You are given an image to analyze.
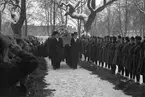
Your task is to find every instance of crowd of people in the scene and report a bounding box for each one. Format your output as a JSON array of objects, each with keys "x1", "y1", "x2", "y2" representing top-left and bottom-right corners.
[
  {"x1": 0, "y1": 30, "x2": 83, "y2": 96},
  {"x1": 1, "y1": 29, "x2": 145, "y2": 96},
  {"x1": 47, "y1": 31, "x2": 82, "y2": 70},
  {"x1": 81, "y1": 35, "x2": 145, "y2": 84}
]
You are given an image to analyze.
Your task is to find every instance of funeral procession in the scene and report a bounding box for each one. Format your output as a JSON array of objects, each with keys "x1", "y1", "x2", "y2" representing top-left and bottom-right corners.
[{"x1": 0, "y1": 0, "x2": 145, "y2": 97}]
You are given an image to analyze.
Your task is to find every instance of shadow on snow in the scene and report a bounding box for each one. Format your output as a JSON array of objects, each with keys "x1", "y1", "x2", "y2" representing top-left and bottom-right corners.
[{"x1": 79, "y1": 61, "x2": 145, "y2": 97}]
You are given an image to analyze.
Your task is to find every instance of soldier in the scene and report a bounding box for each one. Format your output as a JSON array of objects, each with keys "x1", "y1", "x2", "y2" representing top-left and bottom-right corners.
[
  {"x1": 102, "y1": 36, "x2": 108, "y2": 67},
  {"x1": 103, "y1": 36, "x2": 110, "y2": 68},
  {"x1": 122, "y1": 37, "x2": 130, "y2": 77},
  {"x1": 131, "y1": 36, "x2": 142, "y2": 82},
  {"x1": 112, "y1": 36, "x2": 124, "y2": 75},
  {"x1": 106, "y1": 37, "x2": 114, "y2": 69},
  {"x1": 98, "y1": 37, "x2": 104, "y2": 67},
  {"x1": 139, "y1": 39, "x2": 145, "y2": 83},
  {"x1": 128, "y1": 37, "x2": 135, "y2": 79},
  {"x1": 110, "y1": 36, "x2": 117, "y2": 74},
  {"x1": 94, "y1": 37, "x2": 100, "y2": 65},
  {"x1": 90, "y1": 37, "x2": 96, "y2": 63}
]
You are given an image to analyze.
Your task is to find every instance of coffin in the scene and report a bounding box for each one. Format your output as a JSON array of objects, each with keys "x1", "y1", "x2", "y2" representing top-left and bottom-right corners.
[{"x1": 61, "y1": 33, "x2": 71, "y2": 46}]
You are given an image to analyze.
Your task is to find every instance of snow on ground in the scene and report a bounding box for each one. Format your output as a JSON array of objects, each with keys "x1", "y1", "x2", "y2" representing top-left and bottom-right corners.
[{"x1": 44, "y1": 58, "x2": 131, "y2": 97}]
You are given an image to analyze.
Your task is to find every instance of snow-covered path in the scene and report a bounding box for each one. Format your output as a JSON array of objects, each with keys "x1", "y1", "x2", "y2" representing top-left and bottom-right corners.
[{"x1": 44, "y1": 59, "x2": 131, "y2": 97}]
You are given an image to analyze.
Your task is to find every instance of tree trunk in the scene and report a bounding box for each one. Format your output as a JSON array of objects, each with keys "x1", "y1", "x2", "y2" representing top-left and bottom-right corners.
[
  {"x1": 47, "y1": 8, "x2": 50, "y2": 36},
  {"x1": 11, "y1": 0, "x2": 26, "y2": 37},
  {"x1": 107, "y1": 7, "x2": 111, "y2": 35},
  {"x1": 80, "y1": 0, "x2": 83, "y2": 36},
  {"x1": 24, "y1": 18, "x2": 28, "y2": 36},
  {"x1": 84, "y1": 12, "x2": 96, "y2": 32},
  {"x1": 60, "y1": 8, "x2": 65, "y2": 24},
  {"x1": 65, "y1": 0, "x2": 68, "y2": 27},
  {"x1": 0, "y1": 11, "x2": 1, "y2": 34},
  {"x1": 53, "y1": 0, "x2": 56, "y2": 31},
  {"x1": 143, "y1": 0, "x2": 145, "y2": 37},
  {"x1": 65, "y1": 13, "x2": 68, "y2": 27},
  {"x1": 118, "y1": 0, "x2": 122, "y2": 36},
  {"x1": 124, "y1": 0, "x2": 128, "y2": 36},
  {"x1": 50, "y1": 0, "x2": 53, "y2": 33}
]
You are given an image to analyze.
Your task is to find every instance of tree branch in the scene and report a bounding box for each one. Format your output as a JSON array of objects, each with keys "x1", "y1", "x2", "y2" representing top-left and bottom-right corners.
[
  {"x1": 74, "y1": 0, "x2": 81, "y2": 9},
  {"x1": 95, "y1": 0, "x2": 117, "y2": 12},
  {"x1": 76, "y1": 0, "x2": 87, "y2": 10},
  {"x1": 9, "y1": 0, "x2": 21, "y2": 10},
  {"x1": 1, "y1": 0, "x2": 8, "y2": 12},
  {"x1": 134, "y1": 1, "x2": 145, "y2": 14},
  {"x1": 87, "y1": 0, "x2": 93, "y2": 12}
]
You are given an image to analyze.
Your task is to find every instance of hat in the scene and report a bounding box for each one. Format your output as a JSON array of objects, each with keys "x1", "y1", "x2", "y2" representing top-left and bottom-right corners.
[
  {"x1": 135, "y1": 36, "x2": 142, "y2": 40},
  {"x1": 118, "y1": 35, "x2": 122, "y2": 39},
  {"x1": 130, "y1": 37, "x2": 135, "y2": 41},
  {"x1": 52, "y1": 31, "x2": 59, "y2": 36},
  {"x1": 125, "y1": 37, "x2": 130, "y2": 42},
  {"x1": 73, "y1": 32, "x2": 78, "y2": 35},
  {"x1": 112, "y1": 36, "x2": 117, "y2": 41}
]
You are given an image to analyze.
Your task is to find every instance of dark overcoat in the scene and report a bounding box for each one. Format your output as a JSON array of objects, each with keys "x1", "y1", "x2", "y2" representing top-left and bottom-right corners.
[
  {"x1": 49, "y1": 38, "x2": 64, "y2": 63},
  {"x1": 69, "y1": 38, "x2": 81, "y2": 68}
]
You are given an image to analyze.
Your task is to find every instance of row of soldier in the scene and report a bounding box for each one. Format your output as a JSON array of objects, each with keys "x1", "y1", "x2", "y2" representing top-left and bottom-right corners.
[
  {"x1": 81, "y1": 35, "x2": 145, "y2": 84},
  {"x1": 0, "y1": 34, "x2": 44, "y2": 96}
]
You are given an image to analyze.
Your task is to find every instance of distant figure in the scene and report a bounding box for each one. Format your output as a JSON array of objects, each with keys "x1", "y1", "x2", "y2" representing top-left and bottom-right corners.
[
  {"x1": 61, "y1": 32, "x2": 71, "y2": 64},
  {"x1": 69, "y1": 32, "x2": 81, "y2": 69}
]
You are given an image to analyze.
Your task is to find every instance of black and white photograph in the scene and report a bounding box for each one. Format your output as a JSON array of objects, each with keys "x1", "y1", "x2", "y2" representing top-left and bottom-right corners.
[{"x1": 0, "y1": 0, "x2": 145, "y2": 97}]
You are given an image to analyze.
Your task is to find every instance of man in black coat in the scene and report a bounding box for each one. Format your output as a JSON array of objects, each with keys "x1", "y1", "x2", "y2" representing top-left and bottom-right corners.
[
  {"x1": 69, "y1": 32, "x2": 81, "y2": 69},
  {"x1": 49, "y1": 31, "x2": 63, "y2": 70}
]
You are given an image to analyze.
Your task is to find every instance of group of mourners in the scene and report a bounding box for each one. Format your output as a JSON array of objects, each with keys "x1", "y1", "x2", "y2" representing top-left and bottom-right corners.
[
  {"x1": 47, "y1": 31, "x2": 82, "y2": 70},
  {"x1": 81, "y1": 35, "x2": 145, "y2": 84},
  {"x1": 0, "y1": 34, "x2": 44, "y2": 96}
]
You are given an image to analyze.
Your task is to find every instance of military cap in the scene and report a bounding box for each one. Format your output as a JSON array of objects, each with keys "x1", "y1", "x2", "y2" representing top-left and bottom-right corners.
[
  {"x1": 118, "y1": 35, "x2": 122, "y2": 39},
  {"x1": 52, "y1": 31, "x2": 59, "y2": 36},
  {"x1": 125, "y1": 37, "x2": 130, "y2": 42},
  {"x1": 135, "y1": 36, "x2": 142, "y2": 40},
  {"x1": 131, "y1": 37, "x2": 135, "y2": 41},
  {"x1": 112, "y1": 36, "x2": 117, "y2": 41}
]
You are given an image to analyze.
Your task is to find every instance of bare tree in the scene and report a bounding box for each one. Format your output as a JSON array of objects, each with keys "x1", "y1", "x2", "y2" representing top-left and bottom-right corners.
[
  {"x1": 106, "y1": 6, "x2": 111, "y2": 35},
  {"x1": 134, "y1": 0, "x2": 145, "y2": 36},
  {"x1": 1, "y1": 0, "x2": 26, "y2": 37},
  {"x1": 124, "y1": 0, "x2": 128, "y2": 36},
  {"x1": 60, "y1": 0, "x2": 117, "y2": 32},
  {"x1": 0, "y1": 11, "x2": 1, "y2": 34},
  {"x1": 53, "y1": 0, "x2": 56, "y2": 31}
]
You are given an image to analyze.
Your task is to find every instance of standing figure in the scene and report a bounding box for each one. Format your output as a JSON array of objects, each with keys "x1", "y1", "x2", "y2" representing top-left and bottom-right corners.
[
  {"x1": 61, "y1": 32, "x2": 71, "y2": 64},
  {"x1": 69, "y1": 32, "x2": 81, "y2": 69},
  {"x1": 49, "y1": 31, "x2": 63, "y2": 70}
]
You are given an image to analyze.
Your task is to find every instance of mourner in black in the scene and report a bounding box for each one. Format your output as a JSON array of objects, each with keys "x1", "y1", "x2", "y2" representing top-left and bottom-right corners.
[
  {"x1": 69, "y1": 32, "x2": 81, "y2": 69},
  {"x1": 49, "y1": 31, "x2": 63, "y2": 70}
]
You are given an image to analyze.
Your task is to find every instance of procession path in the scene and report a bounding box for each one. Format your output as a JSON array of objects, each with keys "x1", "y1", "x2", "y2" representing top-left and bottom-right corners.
[{"x1": 44, "y1": 58, "x2": 131, "y2": 97}]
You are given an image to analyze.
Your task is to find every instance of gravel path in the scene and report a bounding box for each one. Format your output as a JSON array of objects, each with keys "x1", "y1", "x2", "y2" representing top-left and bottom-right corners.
[{"x1": 44, "y1": 58, "x2": 131, "y2": 97}]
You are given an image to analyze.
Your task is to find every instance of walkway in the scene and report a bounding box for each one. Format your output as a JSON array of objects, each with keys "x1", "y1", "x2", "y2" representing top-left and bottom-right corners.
[{"x1": 44, "y1": 58, "x2": 131, "y2": 97}]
